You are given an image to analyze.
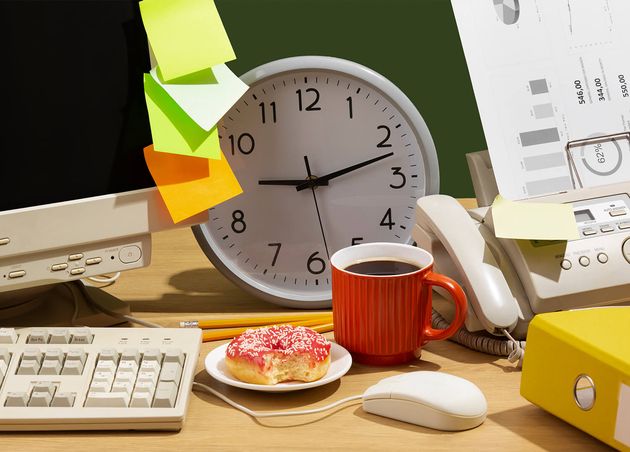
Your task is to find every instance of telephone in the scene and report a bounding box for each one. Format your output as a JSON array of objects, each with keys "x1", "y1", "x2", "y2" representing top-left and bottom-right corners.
[{"x1": 415, "y1": 151, "x2": 630, "y2": 341}]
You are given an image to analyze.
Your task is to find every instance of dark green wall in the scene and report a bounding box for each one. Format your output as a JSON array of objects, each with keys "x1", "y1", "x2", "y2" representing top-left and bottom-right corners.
[{"x1": 217, "y1": 0, "x2": 486, "y2": 197}]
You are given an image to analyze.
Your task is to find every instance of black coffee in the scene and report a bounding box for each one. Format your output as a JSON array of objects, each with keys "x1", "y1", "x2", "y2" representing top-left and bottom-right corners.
[{"x1": 344, "y1": 259, "x2": 421, "y2": 276}]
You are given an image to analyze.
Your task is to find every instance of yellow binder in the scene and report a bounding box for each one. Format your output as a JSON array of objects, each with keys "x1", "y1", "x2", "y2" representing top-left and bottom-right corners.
[{"x1": 521, "y1": 307, "x2": 630, "y2": 450}]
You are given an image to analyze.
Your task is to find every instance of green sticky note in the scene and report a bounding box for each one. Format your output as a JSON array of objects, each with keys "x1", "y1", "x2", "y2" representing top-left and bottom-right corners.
[
  {"x1": 144, "y1": 73, "x2": 221, "y2": 159},
  {"x1": 140, "y1": 0, "x2": 236, "y2": 83}
]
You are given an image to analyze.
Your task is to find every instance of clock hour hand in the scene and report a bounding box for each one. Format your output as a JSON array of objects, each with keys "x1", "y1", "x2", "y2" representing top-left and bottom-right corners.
[
  {"x1": 295, "y1": 152, "x2": 394, "y2": 191},
  {"x1": 258, "y1": 179, "x2": 328, "y2": 186}
]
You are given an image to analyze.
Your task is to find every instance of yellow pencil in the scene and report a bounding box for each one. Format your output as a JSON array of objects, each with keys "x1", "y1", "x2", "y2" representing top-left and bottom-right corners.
[
  {"x1": 201, "y1": 320, "x2": 334, "y2": 342},
  {"x1": 181, "y1": 312, "x2": 332, "y2": 329}
]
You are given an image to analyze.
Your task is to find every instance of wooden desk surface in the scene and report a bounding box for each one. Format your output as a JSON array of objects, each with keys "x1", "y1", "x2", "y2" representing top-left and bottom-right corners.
[{"x1": 4, "y1": 225, "x2": 609, "y2": 451}]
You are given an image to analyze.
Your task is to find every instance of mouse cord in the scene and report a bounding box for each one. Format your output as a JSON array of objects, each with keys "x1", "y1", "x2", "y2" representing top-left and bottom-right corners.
[{"x1": 192, "y1": 382, "x2": 362, "y2": 418}]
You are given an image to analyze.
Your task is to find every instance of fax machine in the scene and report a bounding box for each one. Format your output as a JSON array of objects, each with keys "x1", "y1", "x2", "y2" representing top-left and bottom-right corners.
[{"x1": 414, "y1": 151, "x2": 630, "y2": 340}]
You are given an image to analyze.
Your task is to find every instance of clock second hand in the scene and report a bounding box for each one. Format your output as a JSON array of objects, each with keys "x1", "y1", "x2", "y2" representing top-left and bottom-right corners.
[{"x1": 304, "y1": 155, "x2": 330, "y2": 260}]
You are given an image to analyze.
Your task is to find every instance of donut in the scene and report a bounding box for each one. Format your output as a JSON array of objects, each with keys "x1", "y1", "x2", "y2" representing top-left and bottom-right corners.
[{"x1": 225, "y1": 325, "x2": 331, "y2": 385}]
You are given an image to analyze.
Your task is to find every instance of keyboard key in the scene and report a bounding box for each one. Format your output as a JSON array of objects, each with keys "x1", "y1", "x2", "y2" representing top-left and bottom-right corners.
[
  {"x1": 121, "y1": 349, "x2": 140, "y2": 365},
  {"x1": 92, "y1": 371, "x2": 115, "y2": 386},
  {"x1": 140, "y1": 360, "x2": 161, "y2": 374},
  {"x1": 113, "y1": 371, "x2": 136, "y2": 385},
  {"x1": 117, "y1": 360, "x2": 139, "y2": 375},
  {"x1": 159, "y1": 362, "x2": 183, "y2": 384},
  {"x1": 98, "y1": 349, "x2": 119, "y2": 364},
  {"x1": 130, "y1": 392, "x2": 153, "y2": 408},
  {"x1": 152, "y1": 381, "x2": 178, "y2": 408},
  {"x1": 85, "y1": 392, "x2": 130, "y2": 408},
  {"x1": 0, "y1": 348, "x2": 10, "y2": 364},
  {"x1": 29, "y1": 391, "x2": 53, "y2": 407},
  {"x1": 17, "y1": 360, "x2": 40, "y2": 375},
  {"x1": 0, "y1": 328, "x2": 17, "y2": 344},
  {"x1": 164, "y1": 349, "x2": 185, "y2": 366},
  {"x1": 49, "y1": 329, "x2": 70, "y2": 344},
  {"x1": 137, "y1": 371, "x2": 159, "y2": 385},
  {"x1": 51, "y1": 392, "x2": 75, "y2": 407},
  {"x1": 70, "y1": 328, "x2": 93, "y2": 344},
  {"x1": 65, "y1": 348, "x2": 87, "y2": 364},
  {"x1": 133, "y1": 381, "x2": 156, "y2": 395},
  {"x1": 142, "y1": 349, "x2": 162, "y2": 363},
  {"x1": 0, "y1": 360, "x2": 7, "y2": 384},
  {"x1": 61, "y1": 360, "x2": 84, "y2": 376},
  {"x1": 95, "y1": 360, "x2": 117, "y2": 374},
  {"x1": 5, "y1": 392, "x2": 29, "y2": 407},
  {"x1": 22, "y1": 348, "x2": 43, "y2": 364},
  {"x1": 32, "y1": 382, "x2": 56, "y2": 396},
  {"x1": 27, "y1": 329, "x2": 49, "y2": 344},
  {"x1": 111, "y1": 381, "x2": 134, "y2": 395},
  {"x1": 89, "y1": 381, "x2": 112, "y2": 393},
  {"x1": 44, "y1": 348, "x2": 64, "y2": 362},
  {"x1": 40, "y1": 359, "x2": 63, "y2": 375}
]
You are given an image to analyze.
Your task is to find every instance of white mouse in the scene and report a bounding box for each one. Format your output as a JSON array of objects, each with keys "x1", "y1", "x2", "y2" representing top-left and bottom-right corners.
[{"x1": 362, "y1": 371, "x2": 487, "y2": 431}]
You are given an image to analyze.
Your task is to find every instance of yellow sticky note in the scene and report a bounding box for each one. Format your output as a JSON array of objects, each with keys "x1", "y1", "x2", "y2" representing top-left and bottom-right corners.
[
  {"x1": 491, "y1": 195, "x2": 579, "y2": 240},
  {"x1": 144, "y1": 145, "x2": 242, "y2": 223},
  {"x1": 139, "y1": 0, "x2": 236, "y2": 83},
  {"x1": 144, "y1": 73, "x2": 221, "y2": 159}
]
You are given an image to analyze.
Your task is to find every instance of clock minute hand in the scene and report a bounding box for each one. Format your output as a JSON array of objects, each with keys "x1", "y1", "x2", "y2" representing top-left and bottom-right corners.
[
  {"x1": 295, "y1": 152, "x2": 394, "y2": 192},
  {"x1": 258, "y1": 179, "x2": 328, "y2": 186}
]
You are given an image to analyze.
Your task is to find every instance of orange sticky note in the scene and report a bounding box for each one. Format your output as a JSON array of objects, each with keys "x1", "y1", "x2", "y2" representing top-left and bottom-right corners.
[{"x1": 144, "y1": 145, "x2": 242, "y2": 223}]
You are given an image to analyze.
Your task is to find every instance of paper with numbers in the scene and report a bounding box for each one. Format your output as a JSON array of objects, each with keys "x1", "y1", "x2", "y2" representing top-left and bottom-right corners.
[{"x1": 451, "y1": 0, "x2": 630, "y2": 200}]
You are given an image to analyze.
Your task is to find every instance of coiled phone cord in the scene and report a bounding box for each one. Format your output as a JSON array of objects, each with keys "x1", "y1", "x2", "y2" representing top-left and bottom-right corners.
[{"x1": 431, "y1": 310, "x2": 526, "y2": 367}]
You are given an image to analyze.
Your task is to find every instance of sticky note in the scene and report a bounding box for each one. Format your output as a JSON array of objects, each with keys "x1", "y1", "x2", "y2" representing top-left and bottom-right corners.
[
  {"x1": 144, "y1": 145, "x2": 242, "y2": 223},
  {"x1": 491, "y1": 195, "x2": 579, "y2": 240},
  {"x1": 144, "y1": 73, "x2": 221, "y2": 159},
  {"x1": 150, "y1": 64, "x2": 248, "y2": 132},
  {"x1": 139, "y1": 0, "x2": 236, "y2": 83}
]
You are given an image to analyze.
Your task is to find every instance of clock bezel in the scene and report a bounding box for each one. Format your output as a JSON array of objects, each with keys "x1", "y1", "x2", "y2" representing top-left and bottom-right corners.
[{"x1": 192, "y1": 55, "x2": 439, "y2": 309}]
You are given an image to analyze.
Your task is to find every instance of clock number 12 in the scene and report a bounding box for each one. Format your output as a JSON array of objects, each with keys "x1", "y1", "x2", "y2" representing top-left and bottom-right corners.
[{"x1": 296, "y1": 88, "x2": 321, "y2": 111}]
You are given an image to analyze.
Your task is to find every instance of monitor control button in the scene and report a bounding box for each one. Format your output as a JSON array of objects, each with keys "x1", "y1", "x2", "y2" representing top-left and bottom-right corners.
[
  {"x1": 8, "y1": 270, "x2": 26, "y2": 279},
  {"x1": 560, "y1": 259, "x2": 572, "y2": 270},
  {"x1": 0, "y1": 238, "x2": 9, "y2": 246},
  {"x1": 579, "y1": 256, "x2": 590, "y2": 267},
  {"x1": 68, "y1": 253, "x2": 83, "y2": 261},
  {"x1": 119, "y1": 246, "x2": 142, "y2": 264},
  {"x1": 70, "y1": 268, "x2": 85, "y2": 276},
  {"x1": 51, "y1": 263, "x2": 68, "y2": 272},
  {"x1": 597, "y1": 253, "x2": 609, "y2": 264},
  {"x1": 86, "y1": 257, "x2": 102, "y2": 265}
]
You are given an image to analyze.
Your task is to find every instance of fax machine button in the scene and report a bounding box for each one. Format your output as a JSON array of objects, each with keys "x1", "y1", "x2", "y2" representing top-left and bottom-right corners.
[
  {"x1": 609, "y1": 209, "x2": 627, "y2": 217},
  {"x1": 600, "y1": 225, "x2": 615, "y2": 233},
  {"x1": 597, "y1": 253, "x2": 608, "y2": 264},
  {"x1": 560, "y1": 259, "x2": 572, "y2": 270},
  {"x1": 619, "y1": 222, "x2": 630, "y2": 230},
  {"x1": 582, "y1": 228, "x2": 597, "y2": 236},
  {"x1": 579, "y1": 256, "x2": 590, "y2": 267}
]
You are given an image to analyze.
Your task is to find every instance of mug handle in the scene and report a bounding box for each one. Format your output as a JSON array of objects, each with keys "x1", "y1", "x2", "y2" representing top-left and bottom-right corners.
[{"x1": 423, "y1": 271, "x2": 468, "y2": 341}]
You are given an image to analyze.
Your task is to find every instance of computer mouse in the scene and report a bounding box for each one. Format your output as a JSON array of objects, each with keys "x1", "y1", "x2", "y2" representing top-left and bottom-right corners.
[{"x1": 362, "y1": 371, "x2": 487, "y2": 431}]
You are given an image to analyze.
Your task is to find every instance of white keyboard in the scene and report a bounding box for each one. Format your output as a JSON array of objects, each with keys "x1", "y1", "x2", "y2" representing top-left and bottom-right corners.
[{"x1": 0, "y1": 327, "x2": 201, "y2": 431}]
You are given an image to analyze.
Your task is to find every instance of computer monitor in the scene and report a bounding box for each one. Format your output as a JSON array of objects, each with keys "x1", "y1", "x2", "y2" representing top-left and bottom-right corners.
[{"x1": 0, "y1": 0, "x2": 202, "y2": 326}]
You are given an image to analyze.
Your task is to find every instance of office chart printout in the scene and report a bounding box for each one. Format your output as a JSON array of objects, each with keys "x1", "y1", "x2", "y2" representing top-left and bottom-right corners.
[{"x1": 451, "y1": 0, "x2": 630, "y2": 200}]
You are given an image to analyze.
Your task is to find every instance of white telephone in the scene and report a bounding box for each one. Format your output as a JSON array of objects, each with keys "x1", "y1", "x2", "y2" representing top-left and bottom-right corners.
[{"x1": 415, "y1": 151, "x2": 630, "y2": 343}]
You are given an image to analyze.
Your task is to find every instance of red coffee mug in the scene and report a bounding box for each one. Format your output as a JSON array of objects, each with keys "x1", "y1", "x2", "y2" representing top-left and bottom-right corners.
[{"x1": 331, "y1": 242, "x2": 467, "y2": 366}]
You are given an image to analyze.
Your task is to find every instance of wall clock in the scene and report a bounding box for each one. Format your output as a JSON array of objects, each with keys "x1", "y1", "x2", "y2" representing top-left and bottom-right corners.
[{"x1": 192, "y1": 56, "x2": 439, "y2": 308}]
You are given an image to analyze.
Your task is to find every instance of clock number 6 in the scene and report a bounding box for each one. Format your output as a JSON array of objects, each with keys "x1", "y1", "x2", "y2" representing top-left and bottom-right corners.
[
  {"x1": 296, "y1": 88, "x2": 321, "y2": 111},
  {"x1": 267, "y1": 243, "x2": 282, "y2": 267},
  {"x1": 228, "y1": 133, "x2": 255, "y2": 155},
  {"x1": 389, "y1": 167, "x2": 406, "y2": 189},
  {"x1": 231, "y1": 210, "x2": 246, "y2": 234},
  {"x1": 307, "y1": 251, "x2": 326, "y2": 275}
]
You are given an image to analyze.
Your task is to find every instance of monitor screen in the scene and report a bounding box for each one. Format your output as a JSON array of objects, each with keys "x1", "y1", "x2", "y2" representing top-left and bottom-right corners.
[{"x1": 0, "y1": 0, "x2": 154, "y2": 213}]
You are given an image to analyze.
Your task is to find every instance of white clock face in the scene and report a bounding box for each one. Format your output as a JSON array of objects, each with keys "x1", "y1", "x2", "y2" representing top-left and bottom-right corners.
[{"x1": 199, "y1": 61, "x2": 434, "y2": 304}]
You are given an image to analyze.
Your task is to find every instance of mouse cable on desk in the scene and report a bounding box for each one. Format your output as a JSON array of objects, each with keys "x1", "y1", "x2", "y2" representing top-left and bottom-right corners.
[{"x1": 192, "y1": 382, "x2": 363, "y2": 418}]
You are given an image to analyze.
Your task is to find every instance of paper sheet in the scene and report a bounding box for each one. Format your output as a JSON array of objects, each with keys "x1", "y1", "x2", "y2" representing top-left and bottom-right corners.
[
  {"x1": 139, "y1": 0, "x2": 235, "y2": 83},
  {"x1": 144, "y1": 73, "x2": 221, "y2": 159},
  {"x1": 150, "y1": 64, "x2": 248, "y2": 132},
  {"x1": 144, "y1": 145, "x2": 242, "y2": 223},
  {"x1": 491, "y1": 195, "x2": 579, "y2": 240},
  {"x1": 451, "y1": 0, "x2": 630, "y2": 200}
]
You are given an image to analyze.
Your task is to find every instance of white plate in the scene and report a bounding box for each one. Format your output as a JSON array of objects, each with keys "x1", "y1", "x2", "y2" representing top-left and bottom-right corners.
[{"x1": 205, "y1": 342, "x2": 352, "y2": 392}]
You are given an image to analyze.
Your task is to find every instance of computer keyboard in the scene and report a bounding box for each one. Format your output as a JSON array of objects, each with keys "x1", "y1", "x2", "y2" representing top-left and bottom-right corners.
[{"x1": 0, "y1": 326, "x2": 201, "y2": 431}]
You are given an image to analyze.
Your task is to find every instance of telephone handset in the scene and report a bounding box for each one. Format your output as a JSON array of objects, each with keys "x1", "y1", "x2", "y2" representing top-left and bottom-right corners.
[
  {"x1": 415, "y1": 151, "x2": 630, "y2": 343},
  {"x1": 414, "y1": 195, "x2": 533, "y2": 340}
]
